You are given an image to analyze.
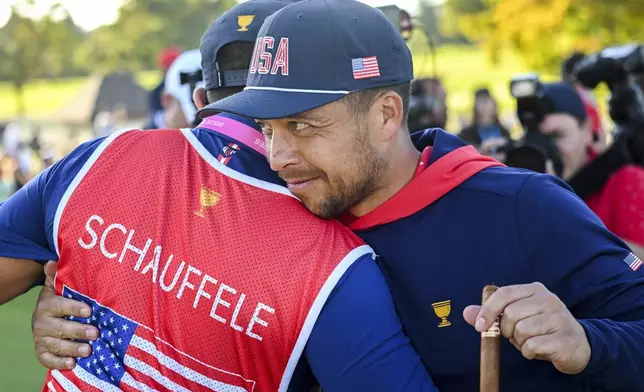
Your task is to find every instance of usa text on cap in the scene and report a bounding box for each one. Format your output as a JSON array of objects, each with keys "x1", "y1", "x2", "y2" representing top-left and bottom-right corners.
[
  {"x1": 208, "y1": 0, "x2": 414, "y2": 120},
  {"x1": 200, "y1": 0, "x2": 294, "y2": 92}
]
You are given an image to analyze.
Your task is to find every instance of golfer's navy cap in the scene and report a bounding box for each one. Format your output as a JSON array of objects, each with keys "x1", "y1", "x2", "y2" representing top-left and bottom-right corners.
[
  {"x1": 207, "y1": 0, "x2": 414, "y2": 119},
  {"x1": 200, "y1": 0, "x2": 292, "y2": 91}
]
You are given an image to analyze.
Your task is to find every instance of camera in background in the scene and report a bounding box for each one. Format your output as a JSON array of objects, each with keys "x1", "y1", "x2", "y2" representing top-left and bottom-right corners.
[
  {"x1": 505, "y1": 43, "x2": 644, "y2": 200},
  {"x1": 505, "y1": 74, "x2": 564, "y2": 176}
]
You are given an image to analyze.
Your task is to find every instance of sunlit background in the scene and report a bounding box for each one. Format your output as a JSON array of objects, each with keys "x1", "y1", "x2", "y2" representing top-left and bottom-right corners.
[
  {"x1": 0, "y1": 0, "x2": 428, "y2": 30},
  {"x1": 0, "y1": 0, "x2": 642, "y2": 390}
]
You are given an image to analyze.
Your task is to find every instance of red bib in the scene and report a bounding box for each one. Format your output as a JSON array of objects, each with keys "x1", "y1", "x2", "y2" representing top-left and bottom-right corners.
[{"x1": 45, "y1": 128, "x2": 371, "y2": 392}]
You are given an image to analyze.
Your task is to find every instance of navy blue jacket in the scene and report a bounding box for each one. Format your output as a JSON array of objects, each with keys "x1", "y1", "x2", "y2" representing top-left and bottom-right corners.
[{"x1": 347, "y1": 129, "x2": 644, "y2": 392}]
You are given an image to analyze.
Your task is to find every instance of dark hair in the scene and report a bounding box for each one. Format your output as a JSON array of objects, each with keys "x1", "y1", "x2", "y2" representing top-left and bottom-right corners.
[
  {"x1": 471, "y1": 90, "x2": 501, "y2": 128},
  {"x1": 343, "y1": 82, "x2": 411, "y2": 126},
  {"x1": 206, "y1": 41, "x2": 255, "y2": 104}
]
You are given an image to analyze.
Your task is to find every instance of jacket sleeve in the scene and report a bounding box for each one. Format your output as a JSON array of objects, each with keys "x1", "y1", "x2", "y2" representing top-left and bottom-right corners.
[
  {"x1": 517, "y1": 173, "x2": 644, "y2": 391},
  {"x1": 0, "y1": 137, "x2": 106, "y2": 262},
  {"x1": 302, "y1": 253, "x2": 438, "y2": 392}
]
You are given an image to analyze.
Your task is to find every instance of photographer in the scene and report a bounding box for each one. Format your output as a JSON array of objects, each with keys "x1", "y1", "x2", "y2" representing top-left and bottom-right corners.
[
  {"x1": 537, "y1": 83, "x2": 644, "y2": 257},
  {"x1": 458, "y1": 88, "x2": 511, "y2": 159},
  {"x1": 562, "y1": 52, "x2": 606, "y2": 151}
]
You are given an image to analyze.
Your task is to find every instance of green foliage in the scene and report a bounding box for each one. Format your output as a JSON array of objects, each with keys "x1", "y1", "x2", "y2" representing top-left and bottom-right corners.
[
  {"x1": 75, "y1": 0, "x2": 236, "y2": 72},
  {"x1": 0, "y1": 2, "x2": 83, "y2": 115},
  {"x1": 39, "y1": 4, "x2": 84, "y2": 77},
  {"x1": 447, "y1": 0, "x2": 644, "y2": 73},
  {"x1": 448, "y1": 0, "x2": 489, "y2": 14},
  {"x1": 0, "y1": 0, "x2": 235, "y2": 116}
]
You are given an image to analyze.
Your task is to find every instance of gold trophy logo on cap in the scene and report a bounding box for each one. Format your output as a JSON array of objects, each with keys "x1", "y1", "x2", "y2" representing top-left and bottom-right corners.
[{"x1": 237, "y1": 15, "x2": 255, "y2": 32}]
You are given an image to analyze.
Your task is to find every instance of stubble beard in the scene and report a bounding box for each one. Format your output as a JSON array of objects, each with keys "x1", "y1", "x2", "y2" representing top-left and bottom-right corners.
[{"x1": 313, "y1": 129, "x2": 387, "y2": 219}]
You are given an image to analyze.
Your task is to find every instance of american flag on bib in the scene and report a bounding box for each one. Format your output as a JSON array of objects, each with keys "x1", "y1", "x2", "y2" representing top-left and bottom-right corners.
[
  {"x1": 624, "y1": 252, "x2": 643, "y2": 271},
  {"x1": 48, "y1": 287, "x2": 255, "y2": 392},
  {"x1": 351, "y1": 56, "x2": 380, "y2": 80}
]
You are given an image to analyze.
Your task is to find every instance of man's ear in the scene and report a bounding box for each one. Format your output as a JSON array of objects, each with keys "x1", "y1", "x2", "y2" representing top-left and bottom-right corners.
[
  {"x1": 193, "y1": 87, "x2": 208, "y2": 110},
  {"x1": 376, "y1": 91, "x2": 404, "y2": 141},
  {"x1": 161, "y1": 90, "x2": 173, "y2": 110}
]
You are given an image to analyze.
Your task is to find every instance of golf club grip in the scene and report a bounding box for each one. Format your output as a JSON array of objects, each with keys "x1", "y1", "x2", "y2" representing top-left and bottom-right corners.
[{"x1": 480, "y1": 285, "x2": 500, "y2": 392}]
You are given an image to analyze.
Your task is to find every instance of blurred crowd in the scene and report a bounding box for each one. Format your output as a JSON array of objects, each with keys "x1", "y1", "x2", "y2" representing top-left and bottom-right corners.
[
  {"x1": 1, "y1": 2, "x2": 644, "y2": 390},
  {"x1": 0, "y1": 122, "x2": 55, "y2": 201},
  {"x1": 1, "y1": 41, "x2": 643, "y2": 253},
  {"x1": 408, "y1": 48, "x2": 644, "y2": 252}
]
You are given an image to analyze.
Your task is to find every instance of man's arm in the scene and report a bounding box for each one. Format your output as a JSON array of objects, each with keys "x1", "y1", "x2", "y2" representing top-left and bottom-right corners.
[
  {"x1": 518, "y1": 174, "x2": 644, "y2": 391},
  {"x1": 0, "y1": 170, "x2": 57, "y2": 304},
  {"x1": 0, "y1": 257, "x2": 43, "y2": 305},
  {"x1": 0, "y1": 137, "x2": 106, "y2": 303},
  {"x1": 302, "y1": 253, "x2": 436, "y2": 391}
]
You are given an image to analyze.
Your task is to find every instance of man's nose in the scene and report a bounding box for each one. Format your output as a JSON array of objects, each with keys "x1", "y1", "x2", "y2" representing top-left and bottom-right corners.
[{"x1": 269, "y1": 130, "x2": 300, "y2": 172}]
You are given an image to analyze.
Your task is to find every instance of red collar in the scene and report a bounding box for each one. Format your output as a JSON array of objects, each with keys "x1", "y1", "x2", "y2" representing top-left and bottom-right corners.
[
  {"x1": 414, "y1": 146, "x2": 433, "y2": 176},
  {"x1": 343, "y1": 146, "x2": 504, "y2": 230}
]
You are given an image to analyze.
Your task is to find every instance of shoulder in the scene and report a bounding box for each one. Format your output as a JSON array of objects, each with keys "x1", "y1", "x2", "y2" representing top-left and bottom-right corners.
[
  {"x1": 607, "y1": 165, "x2": 644, "y2": 195},
  {"x1": 513, "y1": 173, "x2": 598, "y2": 223},
  {"x1": 452, "y1": 170, "x2": 592, "y2": 238},
  {"x1": 97, "y1": 129, "x2": 190, "y2": 151},
  {"x1": 44, "y1": 137, "x2": 110, "y2": 182},
  {"x1": 458, "y1": 167, "x2": 577, "y2": 203},
  {"x1": 457, "y1": 166, "x2": 539, "y2": 199},
  {"x1": 45, "y1": 129, "x2": 182, "y2": 184},
  {"x1": 278, "y1": 201, "x2": 368, "y2": 248}
]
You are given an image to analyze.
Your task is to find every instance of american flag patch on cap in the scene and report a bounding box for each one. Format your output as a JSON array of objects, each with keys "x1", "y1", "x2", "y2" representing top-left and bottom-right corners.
[
  {"x1": 351, "y1": 56, "x2": 380, "y2": 80},
  {"x1": 624, "y1": 252, "x2": 642, "y2": 271}
]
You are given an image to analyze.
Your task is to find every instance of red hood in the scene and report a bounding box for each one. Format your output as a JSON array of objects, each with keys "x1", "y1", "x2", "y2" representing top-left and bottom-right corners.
[{"x1": 344, "y1": 145, "x2": 504, "y2": 230}]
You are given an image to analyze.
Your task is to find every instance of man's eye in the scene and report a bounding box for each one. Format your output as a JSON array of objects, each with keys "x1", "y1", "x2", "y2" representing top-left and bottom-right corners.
[{"x1": 288, "y1": 122, "x2": 309, "y2": 132}]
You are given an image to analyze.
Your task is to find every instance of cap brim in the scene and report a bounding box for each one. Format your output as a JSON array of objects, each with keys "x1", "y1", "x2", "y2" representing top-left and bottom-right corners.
[{"x1": 197, "y1": 88, "x2": 347, "y2": 120}]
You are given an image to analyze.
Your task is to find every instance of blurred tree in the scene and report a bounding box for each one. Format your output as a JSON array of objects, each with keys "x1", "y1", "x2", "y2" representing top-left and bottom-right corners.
[
  {"x1": 41, "y1": 3, "x2": 85, "y2": 77},
  {"x1": 417, "y1": 1, "x2": 441, "y2": 45},
  {"x1": 76, "y1": 0, "x2": 236, "y2": 72},
  {"x1": 0, "y1": 2, "x2": 82, "y2": 115},
  {"x1": 448, "y1": 0, "x2": 488, "y2": 14},
  {"x1": 0, "y1": 8, "x2": 50, "y2": 115},
  {"x1": 448, "y1": 0, "x2": 644, "y2": 73}
]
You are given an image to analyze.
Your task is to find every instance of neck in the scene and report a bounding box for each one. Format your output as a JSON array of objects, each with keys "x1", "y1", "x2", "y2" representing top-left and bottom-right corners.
[
  {"x1": 564, "y1": 154, "x2": 591, "y2": 181},
  {"x1": 349, "y1": 132, "x2": 421, "y2": 217}
]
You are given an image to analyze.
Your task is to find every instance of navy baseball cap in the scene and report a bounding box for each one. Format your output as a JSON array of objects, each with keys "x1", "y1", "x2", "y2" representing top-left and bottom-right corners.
[
  {"x1": 200, "y1": 0, "x2": 293, "y2": 92},
  {"x1": 543, "y1": 83, "x2": 588, "y2": 123},
  {"x1": 205, "y1": 0, "x2": 414, "y2": 119}
]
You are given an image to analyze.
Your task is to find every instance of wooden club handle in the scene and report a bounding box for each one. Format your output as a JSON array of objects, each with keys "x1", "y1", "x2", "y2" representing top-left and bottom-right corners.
[{"x1": 480, "y1": 285, "x2": 500, "y2": 392}]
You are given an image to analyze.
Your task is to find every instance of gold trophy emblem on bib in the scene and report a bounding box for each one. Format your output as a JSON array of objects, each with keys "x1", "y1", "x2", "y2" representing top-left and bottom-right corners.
[{"x1": 194, "y1": 186, "x2": 221, "y2": 218}]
